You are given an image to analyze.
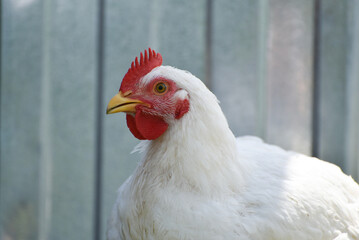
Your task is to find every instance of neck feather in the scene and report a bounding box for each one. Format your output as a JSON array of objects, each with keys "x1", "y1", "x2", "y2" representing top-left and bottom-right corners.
[{"x1": 134, "y1": 88, "x2": 245, "y2": 195}]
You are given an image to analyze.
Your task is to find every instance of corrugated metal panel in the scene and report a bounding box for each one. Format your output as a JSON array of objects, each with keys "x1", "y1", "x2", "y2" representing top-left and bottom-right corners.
[
  {"x1": 265, "y1": 0, "x2": 315, "y2": 154},
  {"x1": 1, "y1": 0, "x2": 98, "y2": 239},
  {"x1": 1, "y1": 1, "x2": 43, "y2": 239},
  {"x1": 212, "y1": 0, "x2": 265, "y2": 137},
  {"x1": 40, "y1": 0, "x2": 98, "y2": 239},
  {"x1": 316, "y1": 0, "x2": 348, "y2": 169},
  {"x1": 345, "y1": 0, "x2": 359, "y2": 179}
]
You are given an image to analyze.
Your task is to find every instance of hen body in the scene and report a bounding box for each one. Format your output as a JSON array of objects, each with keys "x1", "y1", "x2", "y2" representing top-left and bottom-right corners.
[{"x1": 107, "y1": 54, "x2": 359, "y2": 240}]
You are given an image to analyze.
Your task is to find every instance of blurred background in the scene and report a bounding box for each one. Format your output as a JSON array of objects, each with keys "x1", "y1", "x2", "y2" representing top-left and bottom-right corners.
[{"x1": 1, "y1": 0, "x2": 359, "y2": 239}]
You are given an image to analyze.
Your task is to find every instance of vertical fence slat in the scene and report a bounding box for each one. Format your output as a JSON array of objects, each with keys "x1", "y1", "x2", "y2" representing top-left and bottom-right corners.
[
  {"x1": 94, "y1": 0, "x2": 106, "y2": 238},
  {"x1": 315, "y1": 0, "x2": 348, "y2": 169},
  {"x1": 1, "y1": 0, "x2": 99, "y2": 239},
  {"x1": 346, "y1": 0, "x2": 359, "y2": 179},
  {"x1": 0, "y1": 1, "x2": 43, "y2": 239},
  {"x1": 42, "y1": 0, "x2": 98, "y2": 239},
  {"x1": 265, "y1": 0, "x2": 314, "y2": 154},
  {"x1": 211, "y1": 0, "x2": 265, "y2": 137},
  {"x1": 101, "y1": 0, "x2": 207, "y2": 239},
  {"x1": 151, "y1": 0, "x2": 207, "y2": 83}
]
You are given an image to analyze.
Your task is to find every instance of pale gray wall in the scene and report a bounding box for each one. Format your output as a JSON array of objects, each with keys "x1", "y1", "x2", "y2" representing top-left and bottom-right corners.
[{"x1": 1, "y1": 1, "x2": 359, "y2": 240}]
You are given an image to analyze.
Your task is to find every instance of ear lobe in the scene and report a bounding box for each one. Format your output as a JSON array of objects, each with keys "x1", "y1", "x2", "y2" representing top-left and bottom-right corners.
[{"x1": 175, "y1": 98, "x2": 190, "y2": 119}]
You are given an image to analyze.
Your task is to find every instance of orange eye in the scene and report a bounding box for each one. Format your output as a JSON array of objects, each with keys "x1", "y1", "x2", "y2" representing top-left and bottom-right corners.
[{"x1": 154, "y1": 82, "x2": 168, "y2": 95}]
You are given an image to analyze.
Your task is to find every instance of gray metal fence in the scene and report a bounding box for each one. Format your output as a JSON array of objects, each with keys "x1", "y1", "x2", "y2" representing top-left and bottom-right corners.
[{"x1": 1, "y1": 0, "x2": 359, "y2": 239}]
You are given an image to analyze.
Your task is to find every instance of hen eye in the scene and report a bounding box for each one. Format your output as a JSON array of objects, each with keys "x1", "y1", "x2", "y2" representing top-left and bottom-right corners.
[{"x1": 154, "y1": 82, "x2": 168, "y2": 95}]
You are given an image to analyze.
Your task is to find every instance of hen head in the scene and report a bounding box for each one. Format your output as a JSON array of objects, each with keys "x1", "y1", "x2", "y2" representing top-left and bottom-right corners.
[{"x1": 106, "y1": 48, "x2": 190, "y2": 140}]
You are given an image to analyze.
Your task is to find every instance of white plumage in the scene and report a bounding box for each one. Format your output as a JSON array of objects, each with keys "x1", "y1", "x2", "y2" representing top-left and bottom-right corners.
[{"x1": 107, "y1": 65, "x2": 359, "y2": 240}]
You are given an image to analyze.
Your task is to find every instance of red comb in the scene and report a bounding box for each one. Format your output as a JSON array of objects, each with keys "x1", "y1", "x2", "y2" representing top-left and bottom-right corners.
[{"x1": 120, "y1": 48, "x2": 163, "y2": 92}]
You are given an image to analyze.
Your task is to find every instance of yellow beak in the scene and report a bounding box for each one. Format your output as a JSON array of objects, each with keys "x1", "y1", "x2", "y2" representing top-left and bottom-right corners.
[{"x1": 106, "y1": 91, "x2": 145, "y2": 114}]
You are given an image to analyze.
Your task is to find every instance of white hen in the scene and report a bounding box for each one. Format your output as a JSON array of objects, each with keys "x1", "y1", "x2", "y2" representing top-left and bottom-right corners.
[{"x1": 106, "y1": 49, "x2": 359, "y2": 240}]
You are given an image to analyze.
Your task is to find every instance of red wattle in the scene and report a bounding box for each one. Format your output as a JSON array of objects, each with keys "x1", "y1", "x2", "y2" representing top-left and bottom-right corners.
[
  {"x1": 126, "y1": 114, "x2": 145, "y2": 140},
  {"x1": 126, "y1": 110, "x2": 168, "y2": 140}
]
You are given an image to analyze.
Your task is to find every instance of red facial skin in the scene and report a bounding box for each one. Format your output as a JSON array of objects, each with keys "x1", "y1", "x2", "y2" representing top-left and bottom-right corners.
[{"x1": 125, "y1": 77, "x2": 189, "y2": 140}]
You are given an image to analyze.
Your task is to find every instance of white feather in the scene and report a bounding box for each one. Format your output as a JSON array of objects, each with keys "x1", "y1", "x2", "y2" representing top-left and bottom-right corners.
[{"x1": 107, "y1": 66, "x2": 359, "y2": 240}]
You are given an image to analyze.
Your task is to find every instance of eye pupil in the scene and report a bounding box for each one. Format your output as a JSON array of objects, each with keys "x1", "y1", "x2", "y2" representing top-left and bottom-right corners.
[{"x1": 155, "y1": 83, "x2": 167, "y2": 94}]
